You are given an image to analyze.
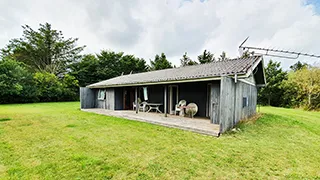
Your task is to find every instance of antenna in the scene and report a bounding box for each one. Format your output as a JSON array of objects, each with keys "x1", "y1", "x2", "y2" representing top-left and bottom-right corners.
[{"x1": 239, "y1": 37, "x2": 320, "y2": 59}]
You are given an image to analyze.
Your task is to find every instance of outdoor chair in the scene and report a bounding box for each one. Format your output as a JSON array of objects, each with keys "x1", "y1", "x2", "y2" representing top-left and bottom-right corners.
[
  {"x1": 174, "y1": 100, "x2": 187, "y2": 115},
  {"x1": 133, "y1": 98, "x2": 141, "y2": 110},
  {"x1": 133, "y1": 98, "x2": 148, "y2": 112}
]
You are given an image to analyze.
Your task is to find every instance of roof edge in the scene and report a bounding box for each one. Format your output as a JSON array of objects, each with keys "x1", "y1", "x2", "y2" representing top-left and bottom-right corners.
[{"x1": 87, "y1": 73, "x2": 248, "y2": 88}]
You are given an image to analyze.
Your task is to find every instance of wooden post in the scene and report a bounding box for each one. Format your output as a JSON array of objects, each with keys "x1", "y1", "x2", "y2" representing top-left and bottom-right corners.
[
  {"x1": 135, "y1": 87, "x2": 138, "y2": 114},
  {"x1": 164, "y1": 85, "x2": 167, "y2": 117}
]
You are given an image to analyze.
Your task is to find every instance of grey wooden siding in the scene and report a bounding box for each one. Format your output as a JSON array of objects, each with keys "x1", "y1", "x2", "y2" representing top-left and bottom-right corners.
[
  {"x1": 95, "y1": 89, "x2": 105, "y2": 109},
  {"x1": 94, "y1": 88, "x2": 115, "y2": 110},
  {"x1": 234, "y1": 79, "x2": 257, "y2": 124},
  {"x1": 219, "y1": 77, "x2": 235, "y2": 132},
  {"x1": 80, "y1": 87, "x2": 95, "y2": 109},
  {"x1": 105, "y1": 88, "x2": 115, "y2": 110},
  {"x1": 210, "y1": 82, "x2": 220, "y2": 124},
  {"x1": 219, "y1": 76, "x2": 257, "y2": 133}
]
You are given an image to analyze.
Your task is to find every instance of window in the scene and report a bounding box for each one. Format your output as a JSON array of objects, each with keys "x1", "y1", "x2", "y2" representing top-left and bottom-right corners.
[
  {"x1": 98, "y1": 89, "x2": 105, "y2": 100},
  {"x1": 243, "y1": 97, "x2": 248, "y2": 108}
]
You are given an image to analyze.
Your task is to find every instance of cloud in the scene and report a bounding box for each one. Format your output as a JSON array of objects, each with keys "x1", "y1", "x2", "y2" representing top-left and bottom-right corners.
[
  {"x1": 0, "y1": 0, "x2": 319, "y2": 69},
  {"x1": 85, "y1": 1, "x2": 143, "y2": 48}
]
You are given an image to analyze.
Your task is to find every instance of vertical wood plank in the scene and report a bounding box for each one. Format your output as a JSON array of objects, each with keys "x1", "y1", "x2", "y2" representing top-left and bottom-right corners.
[
  {"x1": 135, "y1": 87, "x2": 138, "y2": 114},
  {"x1": 211, "y1": 83, "x2": 220, "y2": 124},
  {"x1": 164, "y1": 85, "x2": 167, "y2": 117}
]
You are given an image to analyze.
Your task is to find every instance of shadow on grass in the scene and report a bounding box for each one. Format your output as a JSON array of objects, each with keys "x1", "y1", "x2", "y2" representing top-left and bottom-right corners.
[
  {"x1": 0, "y1": 118, "x2": 11, "y2": 122},
  {"x1": 66, "y1": 124, "x2": 77, "y2": 128}
]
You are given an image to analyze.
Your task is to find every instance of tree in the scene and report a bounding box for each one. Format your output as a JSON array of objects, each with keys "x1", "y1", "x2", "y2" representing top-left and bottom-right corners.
[
  {"x1": 69, "y1": 54, "x2": 100, "y2": 87},
  {"x1": 1, "y1": 23, "x2": 85, "y2": 76},
  {"x1": 180, "y1": 52, "x2": 198, "y2": 67},
  {"x1": 290, "y1": 61, "x2": 308, "y2": 72},
  {"x1": 119, "y1": 55, "x2": 148, "y2": 75},
  {"x1": 258, "y1": 60, "x2": 288, "y2": 106},
  {"x1": 285, "y1": 67, "x2": 320, "y2": 109},
  {"x1": 97, "y1": 50, "x2": 148, "y2": 78},
  {"x1": 198, "y1": 50, "x2": 215, "y2": 64},
  {"x1": 240, "y1": 50, "x2": 254, "y2": 58},
  {"x1": 150, "y1": 53, "x2": 172, "y2": 70},
  {"x1": 70, "y1": 51, "x2": 148, "y2": 86},
  {"x1": 0, "y1": 58, "x2": 37, "y2": 103},
  {"x1": 218, "y1": 51, "x2": 228, "y2": 61}
]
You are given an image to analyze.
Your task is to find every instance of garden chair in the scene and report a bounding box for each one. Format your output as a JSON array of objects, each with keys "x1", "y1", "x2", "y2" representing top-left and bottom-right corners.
[
  {"x1": 133, "y1": 98, "x2": 148, "y2": 112},
  {"x1": 133, "y1": 98, "x2": 141, "y2": 111},
  {"x1": 174, "y1": 100, "x2": 187, "y2": 115}
]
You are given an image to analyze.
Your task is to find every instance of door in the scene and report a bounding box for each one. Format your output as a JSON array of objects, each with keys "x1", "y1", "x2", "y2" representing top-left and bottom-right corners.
[
  {"x1": 123, "y1": 87, "x2": 135, "y2": 110},
  {"x1": 169, "y1": 85, "x2": 178, "y2": 114}
]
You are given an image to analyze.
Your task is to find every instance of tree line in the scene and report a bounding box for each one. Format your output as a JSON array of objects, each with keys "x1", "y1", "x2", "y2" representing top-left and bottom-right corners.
[
  {"x1": 259, "y1": 60, "x2": 320, "y2": 110},
  {"x1": 0, "y1": 23, "x2": 319, "y2": 110},
  {"x1": 0, "y1": 23, "x2": 230, "y2": 104}
]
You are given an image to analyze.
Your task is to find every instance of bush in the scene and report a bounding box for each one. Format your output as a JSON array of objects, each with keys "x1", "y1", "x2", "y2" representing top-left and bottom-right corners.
[
  {"x1": 0, "y1": 59, "x2": 37, "y2": 103},
  {"x1": 33, "y1": 72, "x2": 79, "y2": 102},
  {"x1": 33, "y1": 72, "x2": 63, "y2": 102},
  {"x1": 0, "y1": 59, "x2": 79, "y2": 104},
  {"x1": 61, "y1": 74, "x2": 79, "y2": 101}
]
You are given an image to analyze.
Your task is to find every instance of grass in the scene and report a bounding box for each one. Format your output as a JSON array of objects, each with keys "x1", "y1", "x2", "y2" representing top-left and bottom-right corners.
[
  {"x1": 0, "y1": 118, "x2": 10, "y2": 122},
  {"x1": 0, "y1": 102, "x2": 319, "y2": 179}
]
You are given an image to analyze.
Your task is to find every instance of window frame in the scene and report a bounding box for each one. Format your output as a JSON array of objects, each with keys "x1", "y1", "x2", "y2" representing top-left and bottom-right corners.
[
  {"x1": 242, "y1": 97, "x2": 249, "y2": 108},
  {"x1": 98, "y1": 89, "x2": 105, "y2": 100}
]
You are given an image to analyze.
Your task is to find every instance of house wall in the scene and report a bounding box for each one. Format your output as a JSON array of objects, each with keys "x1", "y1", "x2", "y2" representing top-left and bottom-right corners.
[
  {"x1": 105, "y1": 88, "x2": 115, "y2": 110},
  {"x1": 80, "y1": 87, "x2": 95, "y2": 109},
  {"x1": 93, "y1": 88, "x2": 115, "y2": 110},
  {"x1": 94, "y1": 89, "x2": 105, "y2": 109},
  {"x1": 234, "y1": 78, "x2": 257, "y2": 123},
  {"x1": 219, "y1": 76, "x2": 257, "y2": 133},
  {"x1": 84, "y1": 81, "x2": 220, "y2": 119},
  {"x1": 210, "y1": 81, "x2": 220, "y2": 124}
]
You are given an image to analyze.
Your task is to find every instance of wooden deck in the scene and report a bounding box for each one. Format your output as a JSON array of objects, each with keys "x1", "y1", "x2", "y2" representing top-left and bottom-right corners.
[{"x1": 82, "y1": 109, "x2": 220, "y2": 137}]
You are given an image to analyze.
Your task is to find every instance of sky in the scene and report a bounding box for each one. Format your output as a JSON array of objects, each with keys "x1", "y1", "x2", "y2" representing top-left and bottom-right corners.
[{"x1": 0, "y1": 0, "x2": 320, "y2": 69}]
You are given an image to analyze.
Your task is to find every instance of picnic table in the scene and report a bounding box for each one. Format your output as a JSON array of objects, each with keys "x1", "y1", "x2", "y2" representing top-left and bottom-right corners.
[{"x1": 146, "y1": 103, "x2": 163, "y2": 113}]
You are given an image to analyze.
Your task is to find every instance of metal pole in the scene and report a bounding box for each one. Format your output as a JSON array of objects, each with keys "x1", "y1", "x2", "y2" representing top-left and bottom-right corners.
[
  {"x1": 135, "y1": 87, "x2": 138, "y2": 114},
  {"x1": 164, "y1": 85, "x2": 167, "y2": 117}
]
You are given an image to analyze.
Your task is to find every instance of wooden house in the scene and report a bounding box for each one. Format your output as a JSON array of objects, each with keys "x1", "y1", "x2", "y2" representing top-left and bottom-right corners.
[{"x1": 80, "y1": 55, "x2": 266, "y2": 133}]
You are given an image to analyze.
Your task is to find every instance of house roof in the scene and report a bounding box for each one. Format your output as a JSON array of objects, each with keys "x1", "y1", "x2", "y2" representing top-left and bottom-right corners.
[{"x1": 87, "y1": 55, "x2": 265, "y2": 88}]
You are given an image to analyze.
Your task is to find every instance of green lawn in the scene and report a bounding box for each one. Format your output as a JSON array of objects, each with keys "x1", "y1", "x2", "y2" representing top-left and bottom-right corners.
[{"x1": 0, "y1": 102, "x2": 319, "y2": 179}]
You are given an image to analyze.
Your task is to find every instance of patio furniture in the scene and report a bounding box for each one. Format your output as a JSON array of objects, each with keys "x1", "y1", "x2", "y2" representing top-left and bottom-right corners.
[
  {"x1": 133, "y1": 98, "x2": 141, "y2": 110},
  {"x1": 133, "y1": 98, "x2": 148, "y2": 112},
  {"x1": 175, "y1": 100, "x2": 187, "y2": 115},
  {"x1": 146, "y1": 103, "x2": 163, "y2": 113},
  {"x1": 185, "y1": 103, "x2": 198, "y2": 118}
]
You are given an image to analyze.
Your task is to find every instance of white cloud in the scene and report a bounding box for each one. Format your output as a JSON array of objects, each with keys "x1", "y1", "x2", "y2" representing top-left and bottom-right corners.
[{"x1": 0, "y1": 0, "x2": 319, "y2": 69}]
